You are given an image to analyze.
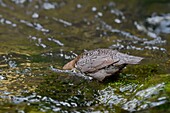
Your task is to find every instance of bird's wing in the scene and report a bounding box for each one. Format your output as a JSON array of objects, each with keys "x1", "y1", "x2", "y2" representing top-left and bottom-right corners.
[{"x1": 76, "y1": 55, "x2": 119, "y2": 73}]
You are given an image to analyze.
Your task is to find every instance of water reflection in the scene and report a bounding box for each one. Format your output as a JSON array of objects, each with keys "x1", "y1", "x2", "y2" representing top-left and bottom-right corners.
[
  {"x1": 0, "y1": 15, "x2": 17, "y2": 27},
  {"x1": 20, "y1": 20, "x2": 50, "y2": 33},
  {"x1": 48, "y1": 37, "x2": 64, "y2": 46},
  {"x1": 100, "y1": 19, "x2": 166, "y2": 51},
  {"x1": 136, "y1": 13, "x2": 170, "y2": 34},
  {"x1": 53, "y1": 17, "x2": 72, "y2": 27},
  {"x1": 11, "y1": 0, "x2": 26, "y2": 4},
  {"x1": 134, "y1": 13, "x2": 170, "y2": 45},
  {"x1": 98, "y1": 83, "x2": 168, "y2": 112}
]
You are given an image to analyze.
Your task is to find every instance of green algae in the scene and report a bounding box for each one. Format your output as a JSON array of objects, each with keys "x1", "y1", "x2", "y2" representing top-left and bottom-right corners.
[
  {"x1": 125, "y1": 64, "x2": 160, "y2": 75},
  {"x1": 165, "y1": 81, "x2": 170, "y2": 96},
  {"x1": 36, "y1": 72, "x2": 101, "y2": 100},
  {"x1": 32, "y1": 70, "x2": 170, "y2": 112}
]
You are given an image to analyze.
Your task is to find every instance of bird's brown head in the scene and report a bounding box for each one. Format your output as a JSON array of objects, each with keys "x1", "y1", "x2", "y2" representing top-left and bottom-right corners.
[
  {"x1": 63, "y1": 55, "x2": 81, "y2": 70},
  {"x1": 63, "y1": 59, "x2": 76, "y2": 70}
]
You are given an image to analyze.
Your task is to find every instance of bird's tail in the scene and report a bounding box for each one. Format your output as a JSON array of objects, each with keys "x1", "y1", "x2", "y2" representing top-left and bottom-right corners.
[{"x1": 116, "y1": 52, "x2": 143, "y2": 64}]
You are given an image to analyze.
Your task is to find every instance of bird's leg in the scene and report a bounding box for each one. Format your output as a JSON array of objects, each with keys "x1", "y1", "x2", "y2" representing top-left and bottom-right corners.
[{"x1": 71, "y1": 68, "x2": 79, "y2": 73}]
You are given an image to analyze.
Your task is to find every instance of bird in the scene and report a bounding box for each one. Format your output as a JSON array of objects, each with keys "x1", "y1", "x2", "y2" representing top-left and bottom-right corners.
[{"x1": 63, "y1": 48, "x2": 143, "y2": 81}]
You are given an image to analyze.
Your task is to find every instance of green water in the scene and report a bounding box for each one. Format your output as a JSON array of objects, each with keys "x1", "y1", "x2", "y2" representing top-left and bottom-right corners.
[{"x1": 0, "y1": 0, "x2": 170, "y2": 113}]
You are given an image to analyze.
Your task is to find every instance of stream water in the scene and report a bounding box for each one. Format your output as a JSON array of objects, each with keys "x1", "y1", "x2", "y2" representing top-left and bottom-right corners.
[{"x1": 0, "y1": 0, "x2": 170, "y2": 113}]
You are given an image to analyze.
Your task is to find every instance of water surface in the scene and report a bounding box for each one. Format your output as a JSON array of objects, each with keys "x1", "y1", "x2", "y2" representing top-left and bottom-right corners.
[{"x1": 0, "y1": 0, "x2": 170, "y2": 112}]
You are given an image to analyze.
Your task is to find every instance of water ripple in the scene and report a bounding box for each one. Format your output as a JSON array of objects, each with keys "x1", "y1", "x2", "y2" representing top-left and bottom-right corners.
[
  {"x1": 20, "y1": 20, "x2": 49, "y2": 33},
  {"x1": 98, "y1": 82, "x2": 168, "y2": 112},
  {"x1": 0, "y1": 15, "x2": 17, "y2": 27},
  {"x1": 48, "y1": 37, "x2": 64, "y2": 46}
]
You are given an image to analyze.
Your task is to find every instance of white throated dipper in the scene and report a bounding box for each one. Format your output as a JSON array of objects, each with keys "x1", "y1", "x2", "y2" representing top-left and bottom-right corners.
[{"x1": 63, "y1": 49, "x2": 143, "y2": 81}]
